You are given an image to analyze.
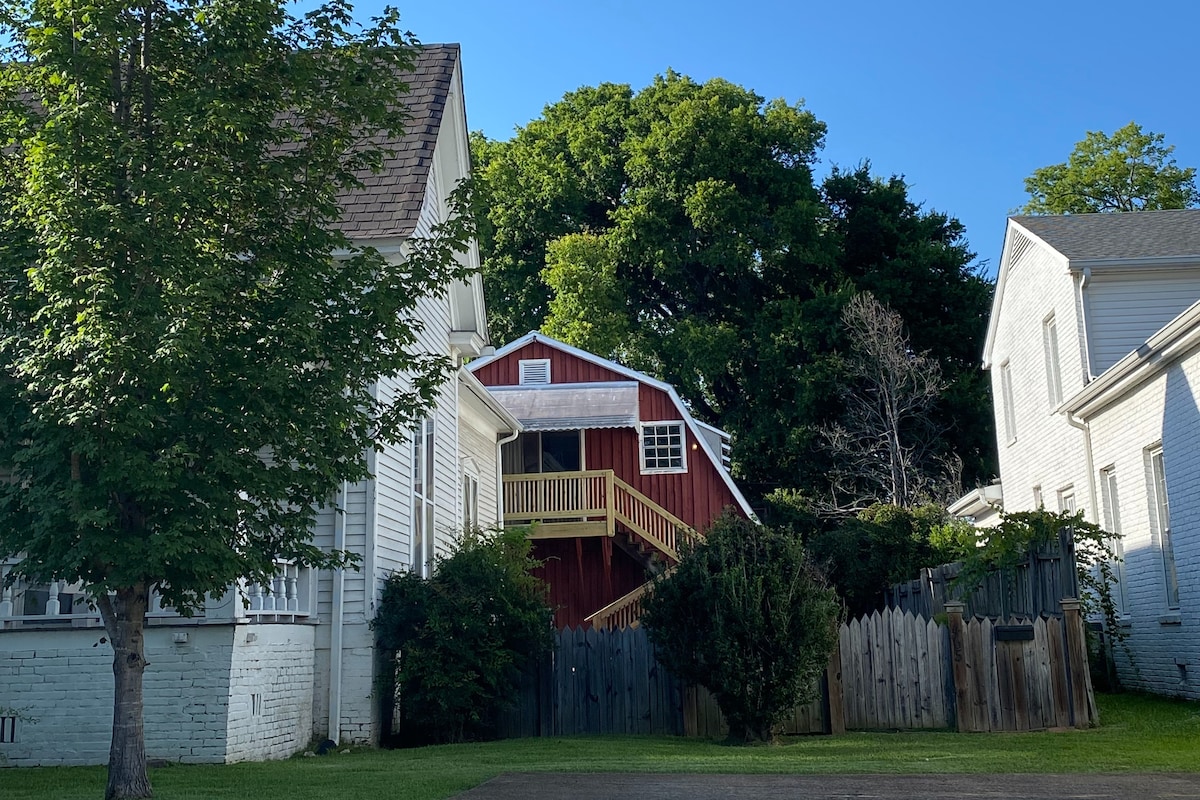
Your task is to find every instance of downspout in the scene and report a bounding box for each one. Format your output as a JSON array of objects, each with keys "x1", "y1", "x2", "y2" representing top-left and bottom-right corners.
[
  {"x1": 1063, "y1": 412, "x2": 1099, "y2": 526},
  {"x1": 496, "y1": 428, "x2": 520, "y2": 524},
  {"x1": 1075, "y1": 268, "x2": 1096, "y2": 382},
  {"x1": 327, "y1": 480, "x2": 349, "y2": 744}
]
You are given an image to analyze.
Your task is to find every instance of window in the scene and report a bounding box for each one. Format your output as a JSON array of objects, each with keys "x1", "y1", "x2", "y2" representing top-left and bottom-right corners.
[
  {"x1": 463, "y1": 473, "x2": 479, "y2": 530},
  {"x1": 1148, "y1": 447, "x2": 1180, "y2": 609},
  {"x1": 518, "y1": 359, "x2": 551, "y2": 385},
  {"x1": 1032, "y1": 485, "x2": 1043, "y2": 509},
  {"x1": 0, "y1": 715, "x2": 16, "y2": 743},
  {"x1": 1000, "y1": 361, "x2": 1017, "y2": 443},
  {"x1": 1043, "y1": 314, "x2": 1062, "y2": 407},
  {"x1": 640, "y1": 422, "x2": 686, "y2": 473},
  {"x1": 250, "y1": 693, "x2": 263, "y2": 717},
  {"x1": 1099, "y1": 466, "x2": 1128, "y2": 614},
  {"x1": 1057, "y1": 486, "x2": 1076, "y2": 514},
  {"x1": 411, "y1": 417, "x2": 435, "y2": 576}
]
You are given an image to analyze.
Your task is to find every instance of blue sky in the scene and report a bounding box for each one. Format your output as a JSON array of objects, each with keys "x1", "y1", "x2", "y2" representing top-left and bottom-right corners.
[{"x1": 370, "y1": 0, "x2": 1199, "y2": 277}]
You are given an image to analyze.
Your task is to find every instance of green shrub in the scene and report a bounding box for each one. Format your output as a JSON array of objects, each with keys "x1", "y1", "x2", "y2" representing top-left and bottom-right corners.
[
  {"x1": 373, "y1": 527, "x2": 552, "y2": 745},
  {"x1": 807, "y1": 503, "x2": 974, "y2": 616},
  {"x1": 641, "y1": 513, "x2": 841, "y2": 743}
]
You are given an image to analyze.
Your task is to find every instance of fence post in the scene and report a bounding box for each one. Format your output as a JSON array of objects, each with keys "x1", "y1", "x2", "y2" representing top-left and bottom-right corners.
[
  {"x1": 945, "y1": 601, "x2": 971, "y2": 732},
  {"x1": 824, "y1": 640, "x2": 845, "y2": 734},
  {"x1": 1060, "y1": 598, "x2": 1097, "y2": 728}
]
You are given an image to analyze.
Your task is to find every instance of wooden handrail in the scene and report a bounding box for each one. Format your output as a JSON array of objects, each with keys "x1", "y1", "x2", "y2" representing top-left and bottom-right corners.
[
  {"x1": 584, "y1": 581, "x2": 651, "y2": 630},
  {"x1": 502, "y1": 469, "x2": 699, "y2": 567}
]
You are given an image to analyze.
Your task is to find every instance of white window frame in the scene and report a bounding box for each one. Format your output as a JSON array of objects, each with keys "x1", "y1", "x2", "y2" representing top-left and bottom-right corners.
[
  {"x1": 1148, "y1": 446, "x2": 1180, "y2": 610},
  {"x1": 1043, "y1": 314, "x2": 1062, "y2": 408},
  {"x1": 639, "y1": 421, "x2": 687, "y2": 474},
  {"x1": 462, "y1": 471, "x2": 479, "y2": 530},
  {"x1": 411, "y1": 417, "x2": 436, "y2": 577},
  {"x1": 1098, "y1": 465, "x2": 1128, "y2": 614},
  {"x1": 518, "y1": 358, "x2": 551, "y2": 386},
  {"x1": 1000, "y1": 360, "x2": 1017, "y2": 444},
  {"x1": 1032, "y1": 485, "x2": 1043, "y2": 509},
  {"x1": 1057, "y1": 485, "x2": 1076, "y2": 514}
]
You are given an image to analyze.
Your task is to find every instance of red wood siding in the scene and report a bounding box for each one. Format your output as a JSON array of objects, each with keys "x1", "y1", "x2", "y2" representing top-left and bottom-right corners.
[
  {"x1": 582, "y1": 382, "x2": 739, "y2": 531},
  {"x1": 533, "y1": 538, "x2": 648, "y2": 629},
  {"x1": 472, "y1": 342, "x2": 625, "y2": 386},
  {"x1": 475, "y1": 341, "x2": 743, "y2": 531}
]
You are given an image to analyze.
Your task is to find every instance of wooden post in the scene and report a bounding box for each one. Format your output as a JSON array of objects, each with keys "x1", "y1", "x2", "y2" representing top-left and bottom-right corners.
[
  {"x1": 1060, "y1": 598, "x2": 1096, "y2": 728},
  {"x1": 824, "y1": 640, "x2": 846, "y2": 734},
  {"x1": 605, "y1": 471, "x2": 616, "y2": 535},
  {"x1": 945, "y1": 601, "x2": 972, "y2": 732}
]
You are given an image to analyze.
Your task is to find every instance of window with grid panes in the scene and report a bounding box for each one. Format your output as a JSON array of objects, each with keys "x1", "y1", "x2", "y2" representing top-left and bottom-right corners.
[{"x1": 640, "y1": 422, "x2": 686, "y2": 473}]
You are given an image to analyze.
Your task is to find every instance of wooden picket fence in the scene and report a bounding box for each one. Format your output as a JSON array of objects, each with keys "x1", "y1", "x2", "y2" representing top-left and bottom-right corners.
[
  {"x1": 496, "y1": 600, "x2": 1096, "y2": 738},
  {"x1": 883, "y1": 526, "x2": 1078, "y2": 620}
]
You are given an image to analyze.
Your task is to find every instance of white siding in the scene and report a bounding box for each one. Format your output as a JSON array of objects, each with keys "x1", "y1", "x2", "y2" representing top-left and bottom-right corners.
[
  {"x1": 458, "y1": 404, "x2": 502, "y2": 528},
  {"x1": 1085, "y1": 268, "x2": 1200, "y2": 374},
  {"x1": 1086, "y1": 347, "x2": 1200, "y2": 699},
  {"x1": 990, "y1": 240, "x2": 1092, "y2": 518}
]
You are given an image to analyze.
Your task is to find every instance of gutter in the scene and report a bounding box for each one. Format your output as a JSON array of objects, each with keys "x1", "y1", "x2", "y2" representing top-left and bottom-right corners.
[{"x1": 1062, "y1": 412, "x2": 1100, "y2": 526}]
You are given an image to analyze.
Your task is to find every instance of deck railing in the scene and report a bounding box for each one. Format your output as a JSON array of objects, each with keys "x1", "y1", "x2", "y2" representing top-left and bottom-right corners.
[
  {"x1": 1, "y1": 557, "x2": 311, "y2": 629},
  {"x1": 502, "y1": 470, "x2": 696, "y2": 561},
  {"x1": 584, "y1": 582, "x2": 651, "y2": 631}
]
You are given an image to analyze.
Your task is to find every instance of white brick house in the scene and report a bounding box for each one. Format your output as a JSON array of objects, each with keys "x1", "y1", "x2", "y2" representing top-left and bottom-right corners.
[
  {"x1": 965, "y1": 210, "x2": 1200, "y2": 698},
  {"x1": 0, "y1": 44, "x2": 520, "y2": 766}
]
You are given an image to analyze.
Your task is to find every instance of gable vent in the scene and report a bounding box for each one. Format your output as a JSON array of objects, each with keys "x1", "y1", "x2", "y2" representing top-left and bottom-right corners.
[
  {"x1": 1008, "y1": 229, "x2": 1035, "y2": 266},
  {"x1": 518, "y1": 359, "x2": 551, "y2": 385}
]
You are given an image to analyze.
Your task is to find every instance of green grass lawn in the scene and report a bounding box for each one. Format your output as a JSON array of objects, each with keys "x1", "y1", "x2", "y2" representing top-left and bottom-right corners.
[{"x1": 7, "y1": 693, "x2": 1199, "y2": 800}]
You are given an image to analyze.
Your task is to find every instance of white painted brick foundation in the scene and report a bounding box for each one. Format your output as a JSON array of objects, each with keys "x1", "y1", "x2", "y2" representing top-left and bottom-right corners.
[{"x1": 0, "y1": 623, "x2": 314, "y2": 766}]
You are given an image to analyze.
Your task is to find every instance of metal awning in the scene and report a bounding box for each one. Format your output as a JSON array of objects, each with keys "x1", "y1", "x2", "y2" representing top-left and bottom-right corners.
[{"x1": 486, "y1": 382, "x2": 639, "y2": 431}]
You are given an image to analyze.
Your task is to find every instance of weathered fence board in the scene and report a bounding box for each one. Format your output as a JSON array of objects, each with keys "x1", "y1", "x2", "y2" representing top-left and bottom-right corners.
[
  {"x1": 884, "y1": 526, "x2": 1078, "y2": 620},
  {"x1": 496, "y1": 599, "x2": 1096, "y2": 740}
]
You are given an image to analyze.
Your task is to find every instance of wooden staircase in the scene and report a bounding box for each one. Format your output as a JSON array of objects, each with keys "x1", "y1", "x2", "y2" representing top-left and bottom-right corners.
[{"x1": 502, "y1": 470, "x2": 699, "y2": 629}]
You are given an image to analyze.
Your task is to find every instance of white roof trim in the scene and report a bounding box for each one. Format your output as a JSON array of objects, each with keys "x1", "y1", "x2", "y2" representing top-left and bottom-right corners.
[
  {"x1": 1063, "y1": 299, "x2": 1200, "y2": 419},
  {"x1": 948, "y1": 484, "x2": 1003, "y2": 518},
  {"x1": 469, "y1": 331, "x2": 757, "y2": 519},
  {"x1": 982, "y1": 218, "x2": 1071, "y2": 370},
  {"x1": 458, "y1": 367, "x2": 522, "y2": 434}
]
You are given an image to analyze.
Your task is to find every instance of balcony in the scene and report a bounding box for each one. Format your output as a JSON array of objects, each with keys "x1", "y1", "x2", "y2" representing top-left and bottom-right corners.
[
  {"x1": 502, "y1": 469, "x2": 696, "y2": 562},
  {"x1": 1, "y1": 558, "x2": 314, "y2": 630}
]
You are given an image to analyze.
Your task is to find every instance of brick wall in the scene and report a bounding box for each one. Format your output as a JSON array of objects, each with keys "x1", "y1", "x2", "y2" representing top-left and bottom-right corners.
[
  {"x1": 0, "y1": 622, "x2": 319, "y2": 766},
  {"x1": 1088, "y1": 352, "x2": 1200, "y2": 699},
  {"x1": 225, "y1": 624, "x2": 315, "y2": 762}
]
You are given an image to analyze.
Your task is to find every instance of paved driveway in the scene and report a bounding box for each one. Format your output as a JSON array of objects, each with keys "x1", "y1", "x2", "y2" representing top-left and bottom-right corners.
[{"x1": 455, "y1": 772, "x2": 1200, "y2": 799}]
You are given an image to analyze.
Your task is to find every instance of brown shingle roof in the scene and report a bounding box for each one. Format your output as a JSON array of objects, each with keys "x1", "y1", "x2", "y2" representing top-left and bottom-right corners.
[
  {"x1": 1011, "y1": 209, "x2": 1200, "y2": 262},
  {"x1": 336, "y1": 43, "x2": 458, "y2": 240}
]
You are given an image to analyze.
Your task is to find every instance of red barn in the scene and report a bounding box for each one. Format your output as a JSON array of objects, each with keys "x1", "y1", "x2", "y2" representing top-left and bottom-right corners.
[{"x1": 468, "y1": 332, "x2": 754, "y2": 629}]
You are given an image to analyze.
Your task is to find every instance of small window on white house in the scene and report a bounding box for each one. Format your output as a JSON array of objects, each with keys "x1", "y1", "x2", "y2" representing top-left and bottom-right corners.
[
  {"x1": 640, "y1": 422, "x2": 686, "y2": 473},
  {"x1": 1099, "y1": 466, "x2": 1128, "y2": 614},
  {"x1": 1032, "y1": 485, "x2": 1043, "y2": 509},
  {"x1": 1148, "y1": 447, "x2": 1180, "y2": 610},
  {"x1": 463, "y1": 473, "x2": 479, "y2": 530},
  {"x1": 411, "y1": 417, "x2": 435, "y2": 577},
  {"x1": 1000, "y1": 361, "x2": 1017, "y2": 443},
  {"x1": 1043, "y1": 314, "x2": 1062, "y2": 408},
  {"x1": 1058, "y1": 486, "x2": 1076, "y2": 514},
  {"x1": 518, "y1": 359, "x2": 551, "y2": 385}
]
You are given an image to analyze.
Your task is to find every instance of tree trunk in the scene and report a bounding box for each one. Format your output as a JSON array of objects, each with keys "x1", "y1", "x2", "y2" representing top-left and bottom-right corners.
[{"x1": 98, "y1": 586, "x2": 154, "y2": 800}]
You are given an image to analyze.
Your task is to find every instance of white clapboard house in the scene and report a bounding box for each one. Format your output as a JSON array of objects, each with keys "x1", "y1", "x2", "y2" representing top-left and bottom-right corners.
[
  {"x1": 956, "y1": 209, "x2": 1200, "y2": 699},
  {"x1": 0, "y1": 44, "x2": 521, "y2": 766}
]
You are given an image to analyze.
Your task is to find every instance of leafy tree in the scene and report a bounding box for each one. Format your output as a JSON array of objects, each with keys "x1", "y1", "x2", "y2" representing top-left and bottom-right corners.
[
  {"x1": 642, "y1": 513, "x2": 841, "y2": 743},
  {"x1": 473, "y1": 77, "x2": 994, "y2": 502},
  {"x1": 806, "y1": 503, "x2": 974, "y2": 617},
  {"x1": 1023, "y1": 122, "x2": 1200, "y2": 214},
  {"x1": 0, "y1": 2, "x2": 470, "y2": 796},
  {"x1": 373, "y1": 528, "x2": 552, "y2": 745}
]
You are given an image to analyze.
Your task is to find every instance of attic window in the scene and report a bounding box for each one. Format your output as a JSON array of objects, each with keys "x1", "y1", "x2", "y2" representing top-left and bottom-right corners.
[
  {"x1": 640, "y1": 422, "x2": 686, "y2": 474},
  {"x1": 519, "y1": 359, "x2": 551, "y2": 385}
]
